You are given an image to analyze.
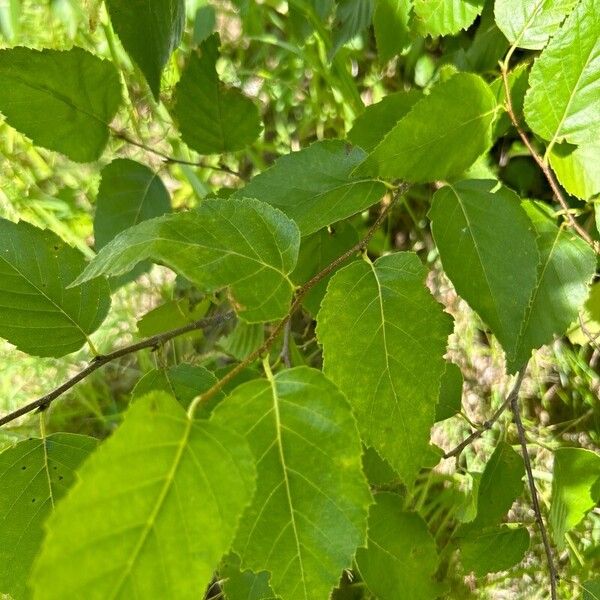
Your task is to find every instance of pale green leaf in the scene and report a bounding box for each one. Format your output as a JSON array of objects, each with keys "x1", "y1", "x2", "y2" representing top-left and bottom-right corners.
[
  {"x1": 435, "y1": 362, "x2": 463, "y2": 422},
  {"x1": 172, "y1": 34, "x2": 261, "y2": 154},
  {"x1": 348, "y1": 90, "x2": 422, "y2": 153},
  {"x1": 550, "y1": 447, "x2": 600, "y2": 549},
  {"x1": 74, "y1": 198, "x2": 300, "y2": 323},
  {"x1": 429, "y1": 180, "x2": 540, "y2": 372},
  {"x1": 549, "y1": 142, "x2": 600, "y2": 200},
  {"x1": 494, "y1": 0, "x2": 578, "y2": 50},
  {"x1": 0, "y1": 218, "x2": 111, "y2": 358},
  {"x1": 356, "y1": 73, "x2": 497, "y2": 183},
  {"x1": 317, "y1": 252, "x2": 453, "y2": 484},
  {"x1": 234, "y1": 140, "x2": 386, "y2": 236},
  {"x1": 94, "y1": 159, "x2": 171, "y2": 250},
  {"x1": 0, "y1": 47, "x2": 121, "y2": 162},
  {"x1": 32, "y1": 392, "x2": 256, "y2": 600},
  {"x1": 524, "y1": 0, "x2": 600, "y2": 146},
  {"x1": 106, "y1": 0, "x2": 184, "y2": 98},
  {"x1": 373, "y1": 0, "x2": 412, "y2": 61},
  {"x1": 212, "y1": 367, "x2": 371, "y2": 600},
  {"x1": 0, "y1": 434, "x2": 97, "y2": 600},
  {"x1": 413, "y1": 0, "x2": 485, "y2": 37},
  {"x1": 510, "y1": 202, "x2": 596, "y2": 370},
  {"x1": 459, "y1": 525, "x2": 529, "y2": 576},
  {"x1": 291, "y1": 222, "x2": 359, "y2": 315},
  {"x1": 356, "y1": 493, "x2": 440, "y2": 600}
]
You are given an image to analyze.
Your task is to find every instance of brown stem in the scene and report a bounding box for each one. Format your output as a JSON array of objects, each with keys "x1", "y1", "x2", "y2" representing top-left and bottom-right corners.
[
  {"x1": 187, "y1": 187, "x2": 406, "y2": 417},
  {"x1": 113, "y1": 130, "x2": 243, "y2": 178},
  {"x1": 444, "y1": 368, "x2": 527, "y2": 460},
  {"x1": 0, "y1": 312, "x2": 233, "y2": 427},
  {"x1": 511, "y1": 390, "x2": 559, "y2": 600},
  {"x1": 499, "y1": 64, "x2": 598, "y2": 253}
]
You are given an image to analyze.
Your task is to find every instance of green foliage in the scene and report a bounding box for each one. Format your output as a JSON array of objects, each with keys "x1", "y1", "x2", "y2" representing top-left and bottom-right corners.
[
  {"x1": 0, "y1": 218, "x2": 111, "y2": 357},
  {"x1": 0, "y1": 434, "x2": 97, "y2": 600},
  {"x1": 1, "y1": 1, "x2": 599, "y2": 598},
  {"x1": 32, "y1": 392, "x2": 256, "y2": 599},
  {"x1": 0, "y1": 47, "x2": 121, "y2": 161},
  {"x1": 105, "y1": 0, "x2": 185, "y2": 98}
]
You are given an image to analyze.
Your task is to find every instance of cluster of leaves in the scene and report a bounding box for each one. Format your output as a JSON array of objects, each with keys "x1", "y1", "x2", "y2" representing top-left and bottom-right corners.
[{"x1": 0, "y1": 1, "x2": 599, "y2": 599}]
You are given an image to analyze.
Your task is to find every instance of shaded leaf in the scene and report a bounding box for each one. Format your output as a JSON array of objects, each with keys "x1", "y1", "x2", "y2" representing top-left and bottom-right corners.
[
  {"x1": 235, "y1": 140, "x2": 385, "y2": 236},
  {"x1": 106, "y1": 0, "x2": 185, "y2": 98},
  {"x1": 74, "y1": 198, "x2": 300, "y2": 323},
  {"x1": 221, "y1": 553, "x2": 275, "y2": 600},
  {"x1": 550, "y1": 447, "x2": 600, "y2": 549},
  {"x1": 435, "y1": 362, "x2": 463, "y2": 422},
  {"x1": 429, "y1": 180, "x2": 540, "y2": 371},
  {"x1": 317, "y1": 252, "x2": 453, "y2": 485},
  {"x1": 331, "y1": 0, "x2": 374, "y2": 56},
  {"x1": 0, "y1": 434, "x2": 97, "y2": 600},
  {"x1": 212, "y1": 367, "x2": 371, "y2": 600},
  {"x1": 0, "y1": 218, "x2": 111, "y2": 358},
  {"x1": 136, "y1": 298, "x2": 209, "y2": 338},
  {"x1": 356, "y1": 73, "x2": 497, "y2": 183},
  {"x1": 524, "y1": 0, "x2": 600, "y2": 146},
  {"x1": 32, "y1": 392, "x2": 256, "y2": 600},
  {"x1": 356, "y1": 493, "x2": 440, "y2": 600},
  {"x1": 172, "y1": 34, "x2": 261, "y2": 154},
  {"x1": 373, "y1": 0, "x2": 412, "y2": 62},
  {"x1": 494, "y1": 0, "x2": 578, "y2": 50},
  {"x1": 0, "y1": 47, "x2": 121, "y2": 161}
]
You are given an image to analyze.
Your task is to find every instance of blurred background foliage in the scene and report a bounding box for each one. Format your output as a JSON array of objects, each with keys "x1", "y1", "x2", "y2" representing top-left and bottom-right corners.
[{"x1": 0, "y1": 1, "x2": 598, "y2": 598}]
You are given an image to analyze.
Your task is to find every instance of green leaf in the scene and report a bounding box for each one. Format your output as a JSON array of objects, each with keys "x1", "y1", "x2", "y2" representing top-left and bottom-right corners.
[
  {"x1": 235, "y1": 140, "x2": 385, "y2": 236},
  {"x1": 523, "y1": 0, "x2": 600, "y2": 146},
  {"x1": 464, "y1": 442, "x2": 524, "y2": 531},
  {"x1": 429, "y1": 180, "x2": 540, "y2": 371},
  {"x1": 74, "y1": 198, "x2": 300, "y2": 323},
  {"x1": 193, "y1": 5, "x2": 217, "y2": 45},
  {"x1": 435, "y1": 362, "x2": 463, "y2": 422},
  {"x1": 550, "y1": 447, "x2": 600, "y2": 549},
  {"x1": 489, "y1": 63, "x2": 530, "y2": 140},
  {"x1": 0, "y1": 47, "x2": 121, "y2": 162},
  {"x1": 0, "y1": 434, "x2": 97, "y2": 600},
  {"x1": 413, "y1": 0, "x2": 485, "y2": 37},
  {"x1": 32, "y1": 392, "x2": 256, "y2": 600},
  {"x1": 212, "y1": 367, "x2": 371, "y2": 600},
  {"x1": 172, "y1": 34, "x2": 261, "y2": 154},
  {"x1": 0, "y1": 218, "x2": 111, "y2": 358},
  {"x1": 458, "y1": 525, "x2": 529, "y2": 576},
  {"x1": 549, "y1": 142, "x2": 600, "y2": 200},
  {"x1": 356, "y1": 493, "x2": 440, "y2": 600},
  {"x1": 494, "y1": 0, "x2": 579, "y2": 50},
  {"x1": 94, "y1": 159, "x2": 171, "y2": 250},
  {"x1": 373, "y1": 0, "x2": 412, "y2": 62},
  {"x1": 136, "y1": 298, "x2": 209, "y2": 338},
  {"x1": 219, "y1": 321, "x2": 264, "y2": 361},
  {"x1": 221, "y1": 553, "x2": 276, "y2": 600},
  {"x1": 355, "y1": 73, "x2": 497, "y2": 183},
  {"x1": 132, "y1": 364, "x2": 222, "y2": 416},
  {"x1": 317, "y1": 252, "x2": 453, "y2": 485},
  {"x1": 348, "y1": 90, "x2": 422, "y2": 153},
  {"x1": 583, "y1": 579, "x2": 600, "y2": 600},
  {"x1": 106, "y1": 0, "x2": 184, "y2": 99},
  {"x1": 291, "y1": 222, "x2": 359, "y2": 315},
  {"x1": 331, "y1": 0, "x2": 374, "y2": 56},
  {"x1": 510, "y1": 201, "x2": 596, "y2": 370}
]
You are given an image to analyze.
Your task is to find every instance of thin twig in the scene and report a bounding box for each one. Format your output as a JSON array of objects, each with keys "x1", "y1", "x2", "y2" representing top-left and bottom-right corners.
[
  {"x1": 186, "y1": 187, "x2": 405, "y2": 417},
  {"x1": 113, "y1": 130, "x2": 243, "y2": 178},
  {"x1": 280, "y1": 320, "x2": 292, "y2": 368},
  {"x1": 443, "y1": 368, "x2": 527, "y2": 459},
  {"x1": 0, "y1": 312, "x2": 233, "y2": 427},
  {"x1": 511, "y1": 389, "x2": 559, "y2": 600},
  {"x1": 499, "y1": 63, "x2": 598, "y2": 253}
]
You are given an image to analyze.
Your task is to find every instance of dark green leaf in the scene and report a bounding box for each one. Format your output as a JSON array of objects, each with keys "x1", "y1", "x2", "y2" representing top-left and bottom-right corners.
[
  {"x1": 235, "y1": 140, "x2": 385, "y2": 236},
  {"x1": 373, "y1": 0, "x2": 412, "y2": 62},
  {"x1": 0, "y1": 218, "x2": 111, "y2": 358},
  {"x1": 32, "y1": 392, "x2": 256, "y2": 599},
  {"x1": 435, "y1": 362, "x2": 463, "y2": 422},
  {"x1": 106, "y1": 0, "x2": 185, "y2": 98},
  {"x1": 74, "y1": 198, "x2": 300, "y2": 323},
  {"x1": 172, "y1": 34, "x2": 261, "y2": 154},
  {"x1": 331, "y1": 0, "x2": 374, "y2": 56},
  {"x1": 317, "y1": 252, "x2": 453, "y2": 485},
  {"x1": 221, "y1": 553, "x2": 276, "y2": 600},
  {"x1": 0, "y1": 434, "x2": 97, "y2": 600},
  {"x1": 0, "y1": 47, "x2": 121, "y2": 161},
  {"x1": 136, "y1": 298, "x2": 209, "y2": 338}
]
